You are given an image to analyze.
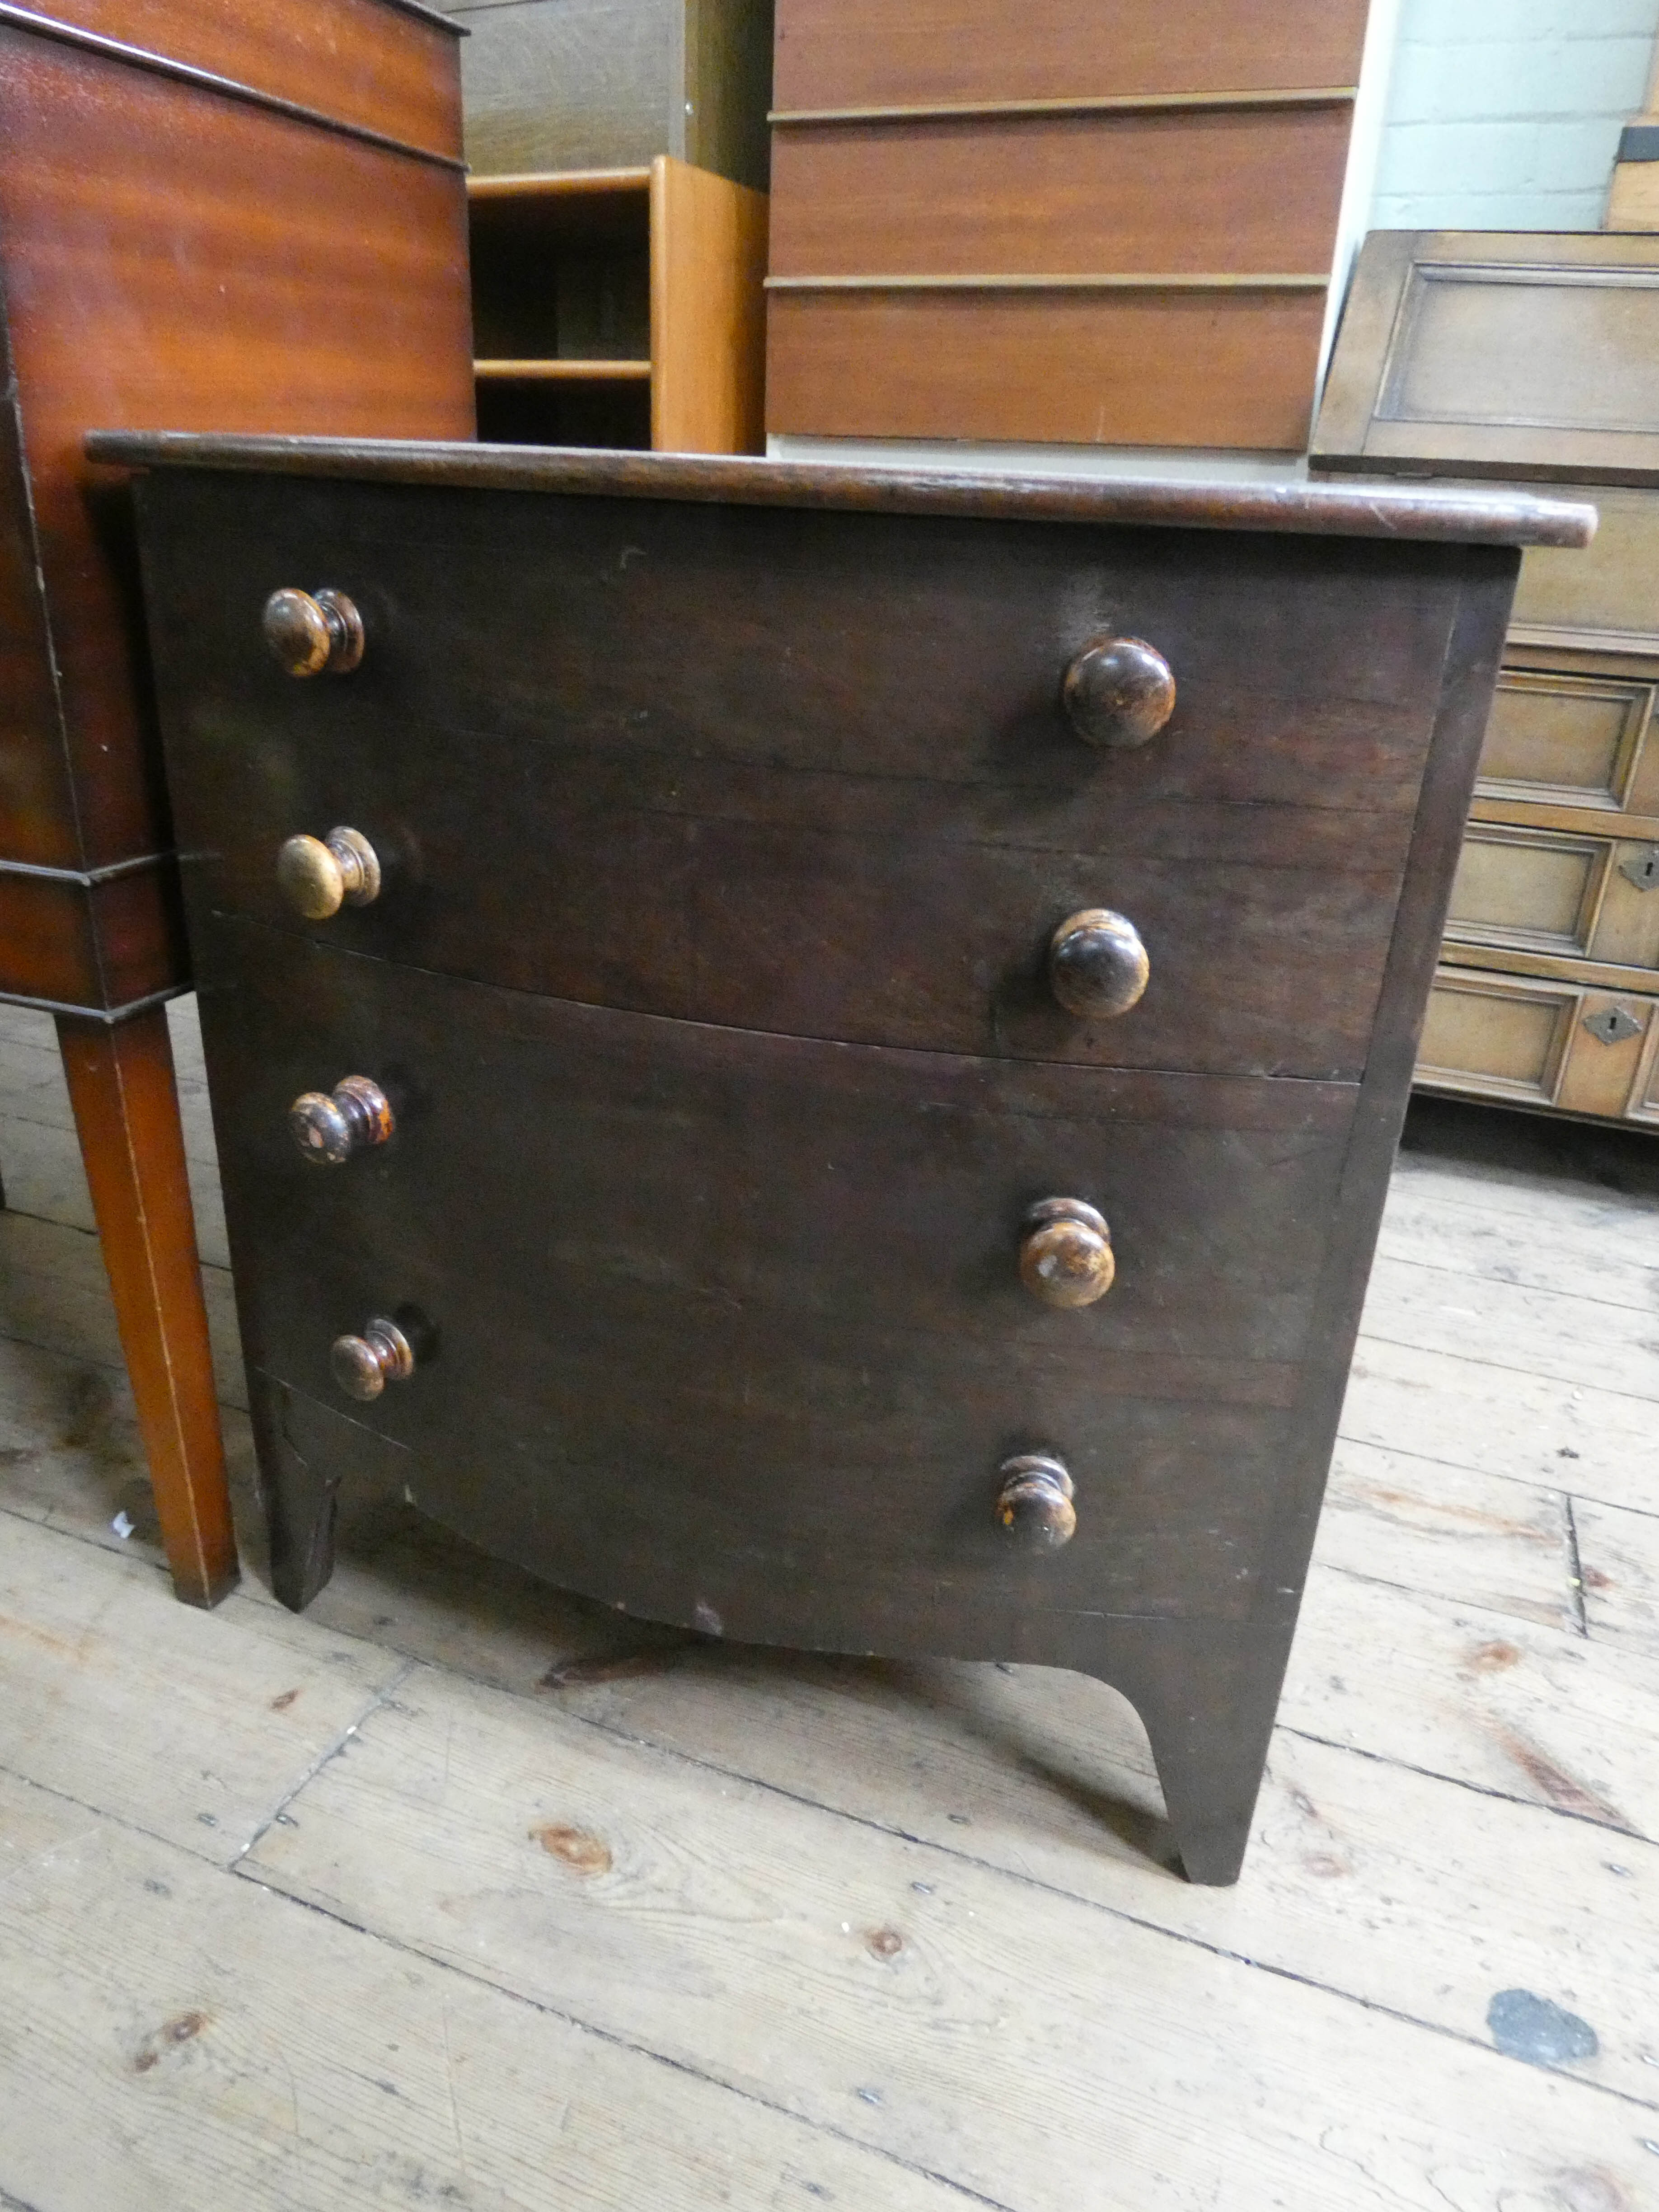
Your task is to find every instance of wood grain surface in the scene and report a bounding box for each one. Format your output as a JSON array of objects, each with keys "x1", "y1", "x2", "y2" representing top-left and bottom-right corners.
[
  {"x1": 771, "y1": 0, "x2": 1369, "y2": 111},
  {"x1": 200, "y1": 918, "x2": 1354, "y2": 1644},
  {"x1": 768, "y1": 104, "x2": 1351, "y2": 280},
  {"x1": 765, "y1": 285, "x2": 1333, "y2": 448},
  {"x1": 130, "y1": 469, "x2": 1490, "y2": 1079},
  {"x1": 90, "y1": 430, "x2": 1599, "y2": 545},
  {"x1": 19, "y1": 0, "x2": 464, "y2": 155}
]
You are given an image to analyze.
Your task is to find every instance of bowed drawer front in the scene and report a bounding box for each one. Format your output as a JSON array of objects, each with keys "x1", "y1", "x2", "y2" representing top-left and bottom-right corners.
[
  {"x1": 105, "y1": 436, "x2": 1581, "y2": 1884},
  {"x1": 195, "y1": 916, "x2": 1354, "y2": 1641},
  {"x1": 141, "y1": 473, "x2": 1467, "y2": 1082}
]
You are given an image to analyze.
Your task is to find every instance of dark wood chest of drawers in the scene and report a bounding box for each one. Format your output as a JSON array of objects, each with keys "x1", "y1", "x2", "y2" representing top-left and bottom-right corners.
[{"x1": 95, "y1": 435, "x2": 1588, "y2": 1882}]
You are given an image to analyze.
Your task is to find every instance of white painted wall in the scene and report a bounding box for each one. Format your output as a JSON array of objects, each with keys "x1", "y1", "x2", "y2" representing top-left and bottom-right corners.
[{"x1": 1372, "y1": 0, "x2": 1659, "y2": 231}]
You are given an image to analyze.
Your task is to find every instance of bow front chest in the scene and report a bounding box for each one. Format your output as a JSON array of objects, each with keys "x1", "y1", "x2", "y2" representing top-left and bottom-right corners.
[{"x1": 92, "y1": 435, "x2": 1590, "y2": 1882}]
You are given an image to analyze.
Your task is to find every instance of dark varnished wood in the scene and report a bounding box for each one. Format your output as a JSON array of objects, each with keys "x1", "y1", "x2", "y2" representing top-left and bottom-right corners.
[
  {"x1": 89, "y1": 433, "x2": 1597, "y2": 546},
  {"x1": 120, "y1": 439, "x2": 1542, "y2": 1882},
  {"x1": 122, "y1": 469, "x2": 1556, "y2": 1081},
  {"x1": 198, "y1": 916, "x2": 1340, "y2": 1652}
]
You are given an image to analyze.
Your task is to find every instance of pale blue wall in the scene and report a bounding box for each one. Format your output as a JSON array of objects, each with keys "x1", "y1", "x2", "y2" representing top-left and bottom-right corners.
[{"x1": 1372, "y1": 0, "x2": 1659, "y2": 230}]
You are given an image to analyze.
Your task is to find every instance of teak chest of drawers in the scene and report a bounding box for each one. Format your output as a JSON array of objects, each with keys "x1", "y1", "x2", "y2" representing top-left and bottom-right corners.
[{"x1": 94, "y1": 434, "x2": 1589, "y2": 1883}]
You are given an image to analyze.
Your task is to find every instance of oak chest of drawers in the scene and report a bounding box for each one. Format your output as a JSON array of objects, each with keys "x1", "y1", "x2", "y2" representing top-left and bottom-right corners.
[
  {"x1": 96, "y1": 434, "x2": 1588, "y2": 1882},
  {"x1": 1314, "y1": 231, "x2": 1659, "y2": 1124}
]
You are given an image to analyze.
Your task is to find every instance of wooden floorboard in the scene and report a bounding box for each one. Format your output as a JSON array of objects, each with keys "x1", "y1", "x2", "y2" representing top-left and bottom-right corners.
[
  {"x1": 0, "y1": 1768, "x2": 961, "y2": 2212},
  {"x1": 0, "y1": 995, "x2": 1657, "y2": 2208}
]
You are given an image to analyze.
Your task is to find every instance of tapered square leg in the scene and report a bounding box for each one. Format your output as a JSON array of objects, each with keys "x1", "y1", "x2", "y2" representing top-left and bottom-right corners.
[
  {"x1": 1073, "y1": 1615, "x2": 1295, "y2": 1885},
  {"x1": 56, "y1": 1007, "x2": 238, "y2": 1608},
  {"x1": 247, "y1": 1370, "x2": 342, "y2": 1612}
]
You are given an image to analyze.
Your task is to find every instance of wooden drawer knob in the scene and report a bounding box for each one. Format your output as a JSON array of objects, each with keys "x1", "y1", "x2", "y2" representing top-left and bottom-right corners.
[
  {"x1": 289, "y1": 1075, "x2": 394, "y2": 1165},
  {"x1": 1020, "y1": 1198, "x2": 1115, "y2": 1308},
  {"x1": 995, "y1": 1453, "x2": 1076, "y2": 1551},
  {"x1": 1062, "y1": 636, "x2": 1175, "y2": 748},
  {"x1": 1048, "y1": 908, "x2": 1150, "y2": 1019},
  {"x1": 331, "y1": 1316, "x2": 415, "y2": 1402},
  {"x1": 276, "y1": 827, "x2": 381, "y2": 921},
  {"x1": 263, "y1": 587, "x2": 365, "y2": 677}
]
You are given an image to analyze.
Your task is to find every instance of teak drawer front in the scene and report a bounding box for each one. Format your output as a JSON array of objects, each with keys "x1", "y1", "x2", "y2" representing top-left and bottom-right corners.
[
  {"x1": 771, "y1": 0, "x2": 1369, "y2": 112},
  {"x1": 767, "y1": 107, "x2": 1350, "y2": 280},
  {"x1": 139, "y1": 472, "x2": 1481, "y2": 1082},
  {"x1": 198, "y1": 924, "x2": 1354, "y2": 1640},
  {"x1": 765, "y1": 287, "x2": 1329, "y2": 450}
]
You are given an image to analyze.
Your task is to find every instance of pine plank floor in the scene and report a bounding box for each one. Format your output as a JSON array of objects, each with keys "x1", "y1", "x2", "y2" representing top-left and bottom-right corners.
[{"x1": 0, "y1": 998, "x2": 1656, "y2": 2211}]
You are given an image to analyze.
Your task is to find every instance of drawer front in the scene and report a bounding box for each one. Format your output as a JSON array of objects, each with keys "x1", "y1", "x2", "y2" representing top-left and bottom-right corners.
[
  {"x1": 1418, "y1": 963, "x2": 1658, "y2": 1120},
  {"x1": 766, "y1": 286, "x2": 1330, "y2": 450},
  {"x1": 1444, "y1": 824, "x2": 1659, "y2": 972},
  {"x1": 140, "y1": 472, "x2": 1472, "y2": 1082},
  {"x1": 1511, "y1": 485, "x2": 1659, "y2": 647},
  {"x1": 199, "y1": 921, "x2": 1356, "y2": 1637},
  {"x1": 1476, "y1": 667, "x2": 1659, "y2": 816},
  {"x1": 767, "y1": 107, "x2": 1350, "y2": 281},
  {"x1": 771, "y1": 0, "x2": 1369, "y2": 111}
]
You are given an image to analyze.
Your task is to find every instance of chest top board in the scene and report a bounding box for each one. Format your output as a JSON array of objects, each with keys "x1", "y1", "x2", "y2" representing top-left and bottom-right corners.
[{"x1": 90, "y1": 433, "x2": 1592, "y2": 1883}]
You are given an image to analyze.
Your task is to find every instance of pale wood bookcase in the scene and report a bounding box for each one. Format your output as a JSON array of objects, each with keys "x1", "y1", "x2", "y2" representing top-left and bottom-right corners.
[{"x1": 470, "y1": 158, "x2": 768, "y2": 454}]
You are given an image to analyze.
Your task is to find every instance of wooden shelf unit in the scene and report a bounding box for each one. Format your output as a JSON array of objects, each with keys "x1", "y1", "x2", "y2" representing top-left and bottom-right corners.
[{"x1": 469, "y1": 158, "x2": 767, "y2": 453}]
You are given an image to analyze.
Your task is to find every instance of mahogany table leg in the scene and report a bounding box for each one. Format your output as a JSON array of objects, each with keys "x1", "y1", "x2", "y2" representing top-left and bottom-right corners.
[{"x1": 55, "y1": 1007, "x2": 238, "y2": 1608}]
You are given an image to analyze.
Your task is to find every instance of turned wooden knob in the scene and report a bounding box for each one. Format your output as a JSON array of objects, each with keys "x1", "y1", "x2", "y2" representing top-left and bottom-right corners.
[
  {"x1": 995, "y1": 1453, "x2": 1076, "y2": 1551},
  {"x1": 1019, "y1": 1198, "x2": 1115, "y2": 1308},
  {"x1": 1048, "y1": 908, "x2": 1150, "y2": 1019},
  {"x1": 263, "y1": 587, "x2": 365, "y2": 677},
  {"x1": 289, "y1": 1075, "x2": 394, "y2": 1165},
  {"x1": 276, "y1": 827, "x2": 381, "y2": 920},
  {"x1": 331, "y1": 1316, "x2": 415, "y2": 1402},
  {"x1": 1061, "y1": 636, "x2": 1175, "y2": 748}
]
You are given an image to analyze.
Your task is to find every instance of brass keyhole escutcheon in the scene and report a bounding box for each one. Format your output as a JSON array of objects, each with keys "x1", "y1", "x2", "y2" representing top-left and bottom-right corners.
[
  {"x1": 994, "y1": 1453, "x2": 1076, "y2": 1550},
  {"x1": 288, "y1": 1075, "x2": 394, "y2": 1165},
  {"x1": 263, "y1": 587, "x2": 365, "y2": 677},
  {"x1": 1019, "y1": 1198, "x2": 1115, "y2": 1309},
  {"x1": 276, "y1": 827, "x2": 382, "y2": 921},
  {"x1": 1061, "y1": 635, "x2": 1175, "y2": 749}
]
